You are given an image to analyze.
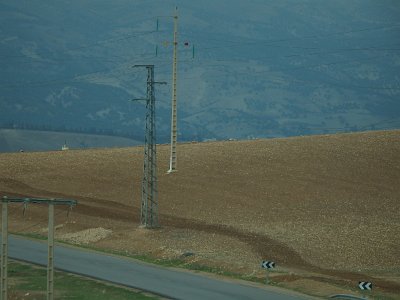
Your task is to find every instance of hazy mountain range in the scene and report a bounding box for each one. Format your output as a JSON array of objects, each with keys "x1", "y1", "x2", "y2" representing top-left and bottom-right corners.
[{"x1": 1, "y1": 0, "x2": 399, "y2": 149}]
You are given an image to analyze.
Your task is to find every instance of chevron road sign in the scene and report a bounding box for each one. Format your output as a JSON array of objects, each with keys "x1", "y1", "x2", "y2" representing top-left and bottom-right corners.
[
  {"x1": 261, "y1": 261, "x2": 275, "y2": 269},
  {"x1": 359, "y1": 281, "x2": 372, "y2": 291}
]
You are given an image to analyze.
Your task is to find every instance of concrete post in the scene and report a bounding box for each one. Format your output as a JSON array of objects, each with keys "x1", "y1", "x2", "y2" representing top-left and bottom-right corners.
[
  {"x1": 1, "y1": 201, "x2": 8, "y2": 300},
  {"x1": 47, "y1": 204, "x2": 54, "y2": 300}
]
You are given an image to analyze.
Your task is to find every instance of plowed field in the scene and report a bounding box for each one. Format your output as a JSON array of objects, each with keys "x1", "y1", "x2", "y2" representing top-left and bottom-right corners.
[{"x1": 1, "y1": 130, "x2": 399, "y2": 298}]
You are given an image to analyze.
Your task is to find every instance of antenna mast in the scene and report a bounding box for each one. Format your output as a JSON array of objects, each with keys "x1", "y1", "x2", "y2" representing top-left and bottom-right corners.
[{"x1": 168, "y1": 7, "x2": 178, "y2": 173}]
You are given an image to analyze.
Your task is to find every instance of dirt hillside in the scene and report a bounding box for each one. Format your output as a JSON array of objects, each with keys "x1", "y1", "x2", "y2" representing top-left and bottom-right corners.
[{"x1": 1, "y1": 130, "x2": 399, "y2": 298}]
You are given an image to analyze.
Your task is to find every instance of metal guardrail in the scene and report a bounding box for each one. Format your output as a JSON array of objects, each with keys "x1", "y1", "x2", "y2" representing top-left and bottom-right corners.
[
  {"x1": 330, "y1": 294, "x2": 366, "y2": 300},
  {"x1": 1, "y1": 196, "x2": 77, "y2": 206}
]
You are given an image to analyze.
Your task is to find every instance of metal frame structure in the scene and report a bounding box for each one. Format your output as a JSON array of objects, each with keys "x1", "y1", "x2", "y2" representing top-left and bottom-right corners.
[
  {"x1": 1, "y1": 196, "x2": 77, "y2": 300},
  {"x1": 132, "y1": 65, "x2": 166, "y2": 228},
  {"x1": 168, "y1": 7, "x2": 179, "y2": 173},
  {"x1": 156, "y1": 7, "x2": 179, "y2": 174}
]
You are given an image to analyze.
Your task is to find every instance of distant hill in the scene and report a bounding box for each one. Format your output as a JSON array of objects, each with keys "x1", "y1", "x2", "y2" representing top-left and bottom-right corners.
[
  {"x1": 0, "y1": 0, "x2": 399, "y2": 141},
  {"x1": 0, "y1": 129, "x2": 142, "y2": 153}
]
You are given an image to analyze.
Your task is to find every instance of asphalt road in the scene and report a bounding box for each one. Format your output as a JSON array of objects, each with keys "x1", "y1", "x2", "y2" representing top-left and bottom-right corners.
[{"x1": 7, "y1": 235, "x2": 309, "y2": 300}]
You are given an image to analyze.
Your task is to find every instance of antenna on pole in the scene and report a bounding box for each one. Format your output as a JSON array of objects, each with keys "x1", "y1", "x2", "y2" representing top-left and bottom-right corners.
[{"x1": 168, "y1": 6, "x2": 178, "y2": 174}]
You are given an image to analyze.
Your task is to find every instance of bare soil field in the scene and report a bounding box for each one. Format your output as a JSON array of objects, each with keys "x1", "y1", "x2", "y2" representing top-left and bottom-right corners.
[{"x1": 1, "y1": 130, "x2": 399, "y2": 299}]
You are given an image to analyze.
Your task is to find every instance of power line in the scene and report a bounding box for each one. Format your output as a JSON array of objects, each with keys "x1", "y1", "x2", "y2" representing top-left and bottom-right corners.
[
  {"x1": 1, "y1": 20, "x2": 399, "y2": 93},
  {"x1": 66, "y1": 30, "x2": 162, "y2": 53},
  {"x1": 0, "y1": 54, "x2": 156, "y2": 89},
  {"x1": 0, "y1": 30, "x2": 160, "y2": 60},
  {"x1": 178, "y1": 53, "x2": 393, "y2": 81},
  {"x1": 166, "y1": 43, "x2": 399, "y2": 69},
  {"x1": 12, "y1": 207, "x2": 67, "y2": 234},
  {"x1": 183, "y1": 22, "x2": 400, "y2": 48},
  {"x1": 196, "y1": 22, "x2": 400, "y2": 52},
  {"x1": 3, "y1": 52, "x2": 395, "y2": 92}
]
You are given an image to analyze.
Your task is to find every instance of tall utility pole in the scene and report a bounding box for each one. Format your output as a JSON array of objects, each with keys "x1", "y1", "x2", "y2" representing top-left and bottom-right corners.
[
  {"x1": 132, "y1": 65, "x2": 166, "y2": 228},
  {"x1": 168, "y1": 7, "x2": 178, "y2": 173}
]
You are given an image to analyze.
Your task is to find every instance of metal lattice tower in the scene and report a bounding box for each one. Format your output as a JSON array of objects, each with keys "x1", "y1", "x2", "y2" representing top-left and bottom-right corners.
[{"x1": 133, "y1": 65, "x2": 165, "y2": 228}]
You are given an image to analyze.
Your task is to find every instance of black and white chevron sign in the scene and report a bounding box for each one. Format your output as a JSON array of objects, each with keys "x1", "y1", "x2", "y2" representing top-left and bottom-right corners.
[
  {"x1": 261, "y1": 261, "x2": 275, "y2": 269},
  {"x1": 359, "y1": 281, "x2": 372, "y2": 290}
]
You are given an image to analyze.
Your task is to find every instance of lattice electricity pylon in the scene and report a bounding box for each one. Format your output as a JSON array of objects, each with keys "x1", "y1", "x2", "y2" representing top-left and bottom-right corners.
[{"x1": 132, "y1": 65, "x2": 166, "y2": 228}]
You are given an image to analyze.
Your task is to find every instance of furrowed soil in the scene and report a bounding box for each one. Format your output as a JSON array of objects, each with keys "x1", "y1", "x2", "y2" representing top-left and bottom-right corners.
[{"x1": 1, "y1": 130, "x2": 399, "y2": 299}]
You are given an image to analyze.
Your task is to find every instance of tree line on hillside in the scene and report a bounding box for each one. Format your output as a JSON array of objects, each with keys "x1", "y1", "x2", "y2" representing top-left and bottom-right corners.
[
  {"x1": 0, "y1": 121, "x2": 144, "y2": 141},
  {"x1": 0, "y1": 121, "x2": 213, "y2": 143}
]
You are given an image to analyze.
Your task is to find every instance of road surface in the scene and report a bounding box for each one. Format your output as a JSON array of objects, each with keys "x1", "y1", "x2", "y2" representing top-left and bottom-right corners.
[{"x1": 7, "y1": 235, "x2": 310, "y2": 300}]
